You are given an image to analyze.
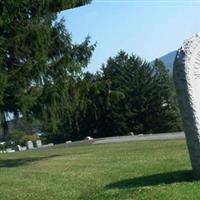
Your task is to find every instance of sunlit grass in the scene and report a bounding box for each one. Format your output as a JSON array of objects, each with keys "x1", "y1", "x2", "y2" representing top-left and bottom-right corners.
[{"x1": 0, "y1": 139, "x2": 199, "y2": 200}]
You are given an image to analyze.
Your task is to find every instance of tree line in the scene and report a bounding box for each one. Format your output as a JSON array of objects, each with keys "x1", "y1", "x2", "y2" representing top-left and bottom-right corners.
[
  {"x1": 45, "y1": 53, "x2": 182, "y2": 143},
  {"x1": 0, "y1": 0, "x2": 182, "y2": 143}
]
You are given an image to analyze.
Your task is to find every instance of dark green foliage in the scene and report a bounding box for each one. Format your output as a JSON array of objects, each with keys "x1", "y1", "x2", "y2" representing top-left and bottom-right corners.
[
  {"x1": 151, "y1": 59, "x2": 182, "y2": 132},
  {"x1": 0, "y1": 0, "x2": 94, "y2": 138},
  {"x1": 44, "y1": 0, "x2": 92, "y2": 12},
  {"x1": 8, "y1": 131, "x2": 38, "y2": 146},
  {"x1": 79, "y1": 73, "x2": 126, "y2": 138},
  {"x1": 100, "y1": 53, "x2": 182, "y2": 135},
  {"x1": 102, "y1": 51, "x2": 155, "y2": 134},
  {"x1": 0, "y1": 0, "x2": 181, "y2": 142},
  {"x1": 47, "y1": 52, "x2": 182, "y2": 142}
]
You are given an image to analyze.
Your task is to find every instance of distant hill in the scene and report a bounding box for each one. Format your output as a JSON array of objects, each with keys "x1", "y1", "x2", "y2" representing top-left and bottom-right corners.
[
  {"x1": 159, "y1": 50, "x2": 177, "y2": 71},
  {"x1": 152, "y1": 50, "x2": 177, "y2": 71}
]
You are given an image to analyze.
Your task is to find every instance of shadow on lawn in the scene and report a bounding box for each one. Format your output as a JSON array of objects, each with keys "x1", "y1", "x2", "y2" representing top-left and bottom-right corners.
[
  {"x1": 107, "y1": 170, "x2": 197, "y2": 189},
  {"x1": 0, "y1": 154, "x2": 61, "y2": 168}
]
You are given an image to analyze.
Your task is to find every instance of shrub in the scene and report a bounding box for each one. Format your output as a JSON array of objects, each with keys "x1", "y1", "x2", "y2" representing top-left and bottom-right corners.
[{"x1": 10, "y1": 131, "x2": 38, "y2": 146}]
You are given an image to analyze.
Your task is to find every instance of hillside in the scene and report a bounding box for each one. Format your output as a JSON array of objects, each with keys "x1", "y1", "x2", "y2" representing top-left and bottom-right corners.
[
  {"x1": 159, "y1": 50, "x2": 177, "y2": 71},
  {"x1": 152, "y1": 50, "x2": 177, "y2": 71}
]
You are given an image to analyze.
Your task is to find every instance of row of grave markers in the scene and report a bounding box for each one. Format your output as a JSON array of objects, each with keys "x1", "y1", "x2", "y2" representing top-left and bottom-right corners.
[
  {"x1": 0, "y1": 140, "x2": 54, "y2": 153},
  {"x1": 26, "y1": 140, "x2": 54, "y2": 150}
]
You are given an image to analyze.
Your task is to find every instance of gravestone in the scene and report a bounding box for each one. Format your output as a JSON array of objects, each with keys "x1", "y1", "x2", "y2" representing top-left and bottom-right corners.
[
  {"x1": 21, "y1": 146, "x2": 27, "y2": 151},
  {"x1": 174, "y1": 33, "x2": 200, "y2": 177},
  {"x1": 17, "y1": 145, "x2": 22, "y2": 151},
  {"x1": 85, "y1": 136, "x2": 93, "y2": 140},
  {"x1": 36, "y1": 140, "x2": 42, "y2": 148},
  {"x1": 6, "y1": 148, "x2": 15, "y2": 153},
  {"x1": 17, "y1": 145, "x2": 27, "y2": 151},
  {"x1": 26, "y1": 140, "x2": 34, "y2": 149}
]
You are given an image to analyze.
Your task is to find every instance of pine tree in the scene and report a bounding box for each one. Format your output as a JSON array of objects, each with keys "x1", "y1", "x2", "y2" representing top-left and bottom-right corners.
[
  {"x1": 0, "y1": 0, "x2": 94, "y2": 138},
  {"x1": 43, "y1": 52, "x2": 182, "y2": 142},
  {"x1": 151, "y1": 59, "x2": 182, "y2": 132},
  {"x1": 101, "y1": 52, "x2": 182, "y2": 135},
  {"x1": 102, "y1": 51, "x2": 153, "y2": 134}
]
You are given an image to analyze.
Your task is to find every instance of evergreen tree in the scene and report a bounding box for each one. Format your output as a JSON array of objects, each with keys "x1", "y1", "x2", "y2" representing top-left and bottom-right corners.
[
  {"x1": 49, "y1": 72, "x2": 125, "y2": 142},
  {"x1": 101, "y1": 51, "x2": 182, "y2": 135},
  {"x1": 81, "y1": 73, "x2": 126, "y2": 138},
  {"x1": 102, "y1": 51, "x2": 153, "y2": 134},
  {"x1": 151, "y1": 59, "x2": 182, "y2": 132},
  {"x1": 40, "y1": 52, "x2": 182, "y2": 142},
  {"x1": 0, "y1": 0, "x2": 94, "y2": 138}
]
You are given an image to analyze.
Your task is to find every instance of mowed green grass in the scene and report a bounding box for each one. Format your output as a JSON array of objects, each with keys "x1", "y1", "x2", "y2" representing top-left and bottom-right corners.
[{"x1": 0, "y1": 139, "x2": 200, "y2": 200}]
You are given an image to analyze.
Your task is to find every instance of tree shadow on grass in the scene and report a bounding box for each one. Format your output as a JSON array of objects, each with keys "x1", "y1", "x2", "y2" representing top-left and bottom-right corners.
[
  {"x1": 106, "y1": 170, "x2": 197, "y2": 189},
  {"x1": 0, "y1": 154, "x2": 61, "y2": 168}
]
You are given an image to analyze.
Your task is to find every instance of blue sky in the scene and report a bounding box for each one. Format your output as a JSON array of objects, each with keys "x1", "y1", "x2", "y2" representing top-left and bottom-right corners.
[{"x1": 58, "y1": 0, "x2": 200, "y2": 73}]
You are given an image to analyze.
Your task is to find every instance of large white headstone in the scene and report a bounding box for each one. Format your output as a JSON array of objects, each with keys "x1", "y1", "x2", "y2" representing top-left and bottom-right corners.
[{"x1": 174, "y1": 33, "x2": 200, "y2": 177}]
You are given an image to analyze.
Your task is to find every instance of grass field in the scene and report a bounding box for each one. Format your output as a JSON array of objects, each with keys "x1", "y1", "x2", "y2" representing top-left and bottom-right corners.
[{"x1": 0, "y1": 139, "x2": 199, "y2": 200}]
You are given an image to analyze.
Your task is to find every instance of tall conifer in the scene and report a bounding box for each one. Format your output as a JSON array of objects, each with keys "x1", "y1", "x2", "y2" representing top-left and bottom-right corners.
[{"x1": 0, "y1": 0, "x2": 94, "y2": 137}]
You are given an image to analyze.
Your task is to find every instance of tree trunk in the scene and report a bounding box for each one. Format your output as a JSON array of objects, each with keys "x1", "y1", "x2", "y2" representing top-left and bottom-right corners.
[{"x1": 1, "y1": 111, "x2": 8, "y2": 139}]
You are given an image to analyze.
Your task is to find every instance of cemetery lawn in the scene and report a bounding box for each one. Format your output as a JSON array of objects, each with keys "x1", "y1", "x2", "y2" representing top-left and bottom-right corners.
[{"x1": 0, "y1": 139, "x2": 199, "y2": 200}]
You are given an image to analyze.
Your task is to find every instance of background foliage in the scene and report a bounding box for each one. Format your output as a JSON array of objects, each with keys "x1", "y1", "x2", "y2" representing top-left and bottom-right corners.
[{"x1": 0, "y1": 0, "x2": 182, "y2": 143}]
